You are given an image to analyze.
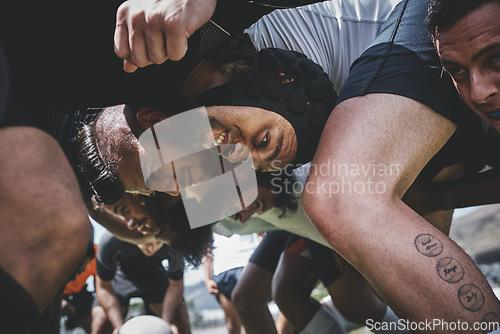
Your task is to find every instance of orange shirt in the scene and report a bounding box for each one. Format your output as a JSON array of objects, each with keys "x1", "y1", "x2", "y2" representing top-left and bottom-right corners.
[{"x1": 63, "y1": 244, "x2": 98, "y2": 295}]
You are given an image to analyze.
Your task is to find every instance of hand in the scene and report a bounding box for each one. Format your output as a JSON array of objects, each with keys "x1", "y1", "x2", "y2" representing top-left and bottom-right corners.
[
  {"x1": 114, "y1": 0, "x2": 217, "y2": 72},
  {"x1": 204, "y1": 279, "x2": 219, "y2": 295},
  {"x1": 112, "y1": 327, "x2": 121, "y2": 334}
]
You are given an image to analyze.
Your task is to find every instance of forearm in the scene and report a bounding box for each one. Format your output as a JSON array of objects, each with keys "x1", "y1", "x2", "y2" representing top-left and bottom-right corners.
[
  {"x1": 96, "y1": 281, "x2": 124, "y2": 329},
  {"x1": 429, "y1": 169, "x2": 500, "y2": 211},
  {"x1": 88, "y1": 202, "x2": 153, "y2": 244},
  {"x1": 202, "y1": 253, "x2": 214, "y2": 282},
  {"x1": 162, "y1": 280, "x2": 185, "y2": 324},
  {"x1": 404, "y1": 168, "x2": 500, "y2": 216}
]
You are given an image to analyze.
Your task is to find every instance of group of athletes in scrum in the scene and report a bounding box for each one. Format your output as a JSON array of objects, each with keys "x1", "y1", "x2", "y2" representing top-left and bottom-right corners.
[{"x1": 1, "y1": 0, "x2": 500, "y2": 332}]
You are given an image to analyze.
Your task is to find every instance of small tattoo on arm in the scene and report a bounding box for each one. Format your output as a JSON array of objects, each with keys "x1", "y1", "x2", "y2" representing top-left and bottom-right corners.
[
  {"x1": 458, "y1": 284, "x2": 484, "y2": 312},
  {"x1": 481, "y1": 312, "x2": 500, "y2": 334},
  {"x1": 436, "y1": 257, "x2": 465, "y2": 283},
  {"x1": 414, "y1": 234, "x2": 443, "y2": 257}
]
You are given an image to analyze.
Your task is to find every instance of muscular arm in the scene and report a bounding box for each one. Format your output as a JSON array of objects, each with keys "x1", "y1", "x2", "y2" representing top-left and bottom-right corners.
[
  {"x1": 162, "y1": 279, "x2": 186, "y2": 324},
  {"x1": 95, "y1": 276, "x2": 124, "y2": 330},
  {"x1": 303, "y1": 94, "x2": 500, "y2": 330}
]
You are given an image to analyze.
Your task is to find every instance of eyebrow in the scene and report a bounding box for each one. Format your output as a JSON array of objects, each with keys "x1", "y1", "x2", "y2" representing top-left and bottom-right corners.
[
  {"x1": 471, "y1": 42, "x2": 500, "y2": 62},
  {"x1": 441, "y1": 42, "x2": 500, "y2": 67}
]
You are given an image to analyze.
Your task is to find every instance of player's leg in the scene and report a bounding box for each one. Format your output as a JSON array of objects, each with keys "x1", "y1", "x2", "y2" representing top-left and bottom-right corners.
[{"x1": 0, "y1": 126, "x2": 92, "y2": 330}]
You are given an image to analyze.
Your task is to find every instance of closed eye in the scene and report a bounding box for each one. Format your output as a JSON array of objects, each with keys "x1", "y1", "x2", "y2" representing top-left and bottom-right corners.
[{"x1": 445, "y1": 66, "x2": 467, "y2": 78}]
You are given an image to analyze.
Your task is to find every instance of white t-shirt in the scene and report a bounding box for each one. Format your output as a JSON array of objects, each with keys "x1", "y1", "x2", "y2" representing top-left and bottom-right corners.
[
  {"x1": 256, "y1": 163, "x2": 333, "y2": 248},
  {"x1": 245, "y1": 0, "x2": 401, "y2": 93},
  {"x1": 212, "y1": 233, "x2": 260, "y2": 275}
]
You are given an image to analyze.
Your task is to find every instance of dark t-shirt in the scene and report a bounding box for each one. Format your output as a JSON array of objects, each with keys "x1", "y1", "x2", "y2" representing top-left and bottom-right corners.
[{"x1": 96, "y1": 231, "x2": 184, "y2": 282}]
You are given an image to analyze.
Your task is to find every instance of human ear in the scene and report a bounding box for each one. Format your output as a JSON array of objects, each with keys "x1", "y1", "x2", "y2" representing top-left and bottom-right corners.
[{"x1": 136, "y1": 107, "x2": 169, "y2": 129}]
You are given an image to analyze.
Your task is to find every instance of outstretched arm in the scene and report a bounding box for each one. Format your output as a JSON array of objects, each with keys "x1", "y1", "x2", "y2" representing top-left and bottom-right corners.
[
  {"x1": 162, "y1": 279, "x2": 190, "y2": 333},
  {"x1": 96, "y1": 276, "x2": 124, "y2": 332}
]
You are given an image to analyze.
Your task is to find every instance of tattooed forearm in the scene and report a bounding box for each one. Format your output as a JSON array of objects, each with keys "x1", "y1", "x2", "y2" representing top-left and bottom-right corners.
[
  {"x1": 414, "y1": 234, "x2": 490, "y2": 313},
  {"x1": 436, "y1": 257, "x2": 465, "y2": 284},
  {"x1": 481, "y1": 312, "x2": 500, "y2": 334},
  {"x1": 414, "y1": 233, "x2": 443, "y2": 257},
  {"x1": 458, "y1": 284, "x2": 485, "y2": 312}
]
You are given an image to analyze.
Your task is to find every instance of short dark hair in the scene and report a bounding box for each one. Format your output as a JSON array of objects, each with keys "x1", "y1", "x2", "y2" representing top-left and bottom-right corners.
[
  {"x1": 137, "y1": 193, "x2": 214, "y2": 268},
  {"x1": 426, "y1": 0, "x2": 499, "y2": 39},
  {"x1": 77, "y1": 123, "x2": 126, "y2": 205}
]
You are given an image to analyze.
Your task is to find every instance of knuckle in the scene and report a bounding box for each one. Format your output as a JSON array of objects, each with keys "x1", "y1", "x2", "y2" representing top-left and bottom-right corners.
[
  {"x1": 146, "y1": 12, "x2": 164, "y2": 25},
  {"x1": 163, "y1": 14, "x2": 183, "y2": 32},
  {"x1": 116, "y1": 3, "x2": 129, "y2": 20},
  {"x1": 114, "y1": 48, "x2": 128, "y2": 59},
  {"x1": 129, "y1": 12, "x2": 146, "y2": 27},
  {"x1": 150, "y1": 54, "x2": 167, "y2": 65}
]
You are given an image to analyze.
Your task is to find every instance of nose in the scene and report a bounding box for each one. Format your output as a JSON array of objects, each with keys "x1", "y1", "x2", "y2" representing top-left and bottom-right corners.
[
  {"x1": 470, "y1": 69, "x2": 498, "y2": 104},
  {"x1": 226, "y1": 142, "x2": 251, "y2": 163}
]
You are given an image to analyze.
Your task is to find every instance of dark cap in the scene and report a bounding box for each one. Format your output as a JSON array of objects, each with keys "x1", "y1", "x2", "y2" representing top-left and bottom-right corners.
[{"x1": 194, "y1": 48, "x2": 337, "y2": 166}]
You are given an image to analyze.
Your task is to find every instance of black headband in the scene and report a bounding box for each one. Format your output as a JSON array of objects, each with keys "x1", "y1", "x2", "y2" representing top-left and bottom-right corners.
[{"x1": 194, "y1": 48, "x2": 337, "y2": 166}]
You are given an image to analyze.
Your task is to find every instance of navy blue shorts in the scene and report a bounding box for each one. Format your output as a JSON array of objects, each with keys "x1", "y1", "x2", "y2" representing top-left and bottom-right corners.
[
  {"x1": 337, "y1": 0, "x2": 482, "y2": 135},
  {"x1": 212, "y1": 267, "x2": 244, "y2": 302}
]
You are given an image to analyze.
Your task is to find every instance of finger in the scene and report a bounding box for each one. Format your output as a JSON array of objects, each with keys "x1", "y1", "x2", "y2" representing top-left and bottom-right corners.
[
  {"x1": 123, "y1": 60, "x2": 138, "y2": 73},
  {"x1": 129, "y1": 26, "x2": 151, "y2": 68},
  {"x1": 165, "y1": 29, "x2": 188, "y2": 61},
  {"x1": 145, "y1": 17, "x2": 168, "y2": 64},
  {"x1": 114, "y1": 5, "x2": 131, "y2": 61}
]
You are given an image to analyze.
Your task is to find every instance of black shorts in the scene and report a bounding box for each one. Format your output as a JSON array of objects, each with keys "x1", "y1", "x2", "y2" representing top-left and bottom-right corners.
[
  {"x1": 0, "y1": 266, "x2": 39, "y2": 332},
  {"x1": 337, "y1": 0, "x2": 482, "y2": 135},
  {"x1": 212, "y1": 267, "x2": 243, "y2": 302},
  {"x1": 93, "y1": 270, "x2": 169, "y2": 308},
  {"x1": 284, "y1": 236, "x2": 342, "y2": 287},
  {"x1": 248, "y1": 230, "x2": 293, "y2": 274}
]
